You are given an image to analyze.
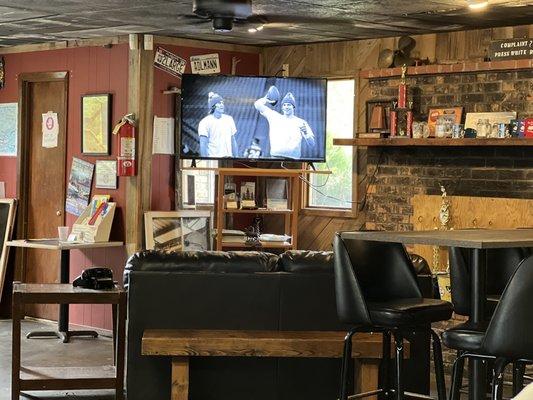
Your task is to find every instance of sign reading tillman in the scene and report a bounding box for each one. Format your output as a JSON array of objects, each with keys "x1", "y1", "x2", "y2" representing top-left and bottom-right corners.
[
  {"x1": 154, "y1": 47, "x2": 186, "y2": 77},
  {"x1": 490, "y1": 38, "x2": 532, "y2": 60},
  {"x1": 190, "y1": 53, "x2": 221, "y2": 75}
]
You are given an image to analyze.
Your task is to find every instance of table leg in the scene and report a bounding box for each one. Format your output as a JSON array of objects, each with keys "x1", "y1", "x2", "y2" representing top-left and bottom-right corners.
[
  {"x1": 469, "y1": 248, "x2": 487, "y2": 400},
  {"x1": 26, "y1": 249, "x2": 98, "y2": 343},
  {"x1": 172, "y1": 357, "x2": 190, "y2": 400},
  {"x1": 354, "y1": 359, "x2": 380, "y2": 400},
  {"x1": 11, "y1": 292, "x2": 21, "y2": 400}
]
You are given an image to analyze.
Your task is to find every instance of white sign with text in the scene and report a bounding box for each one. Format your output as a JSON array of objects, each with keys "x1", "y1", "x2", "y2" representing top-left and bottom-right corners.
[{"x1": 190, "y1": 53, "x2": 221, "y2": 75}]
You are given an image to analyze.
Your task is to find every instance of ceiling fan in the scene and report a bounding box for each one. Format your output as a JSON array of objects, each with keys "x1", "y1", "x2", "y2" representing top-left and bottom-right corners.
[{"x1": 189, "y1": 0, "x2": 351, "y2": 33}]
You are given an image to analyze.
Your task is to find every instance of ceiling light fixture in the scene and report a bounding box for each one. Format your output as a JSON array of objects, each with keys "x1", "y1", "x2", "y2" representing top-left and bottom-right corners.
[
  {"x1": 248, "y1": 27, "x2": 257, "y2": 33},
  {"x1": 248, "y1": 25, "x2": 264, "y2": 34},
  {"x1": 256, "y1": 25, "x2": 264, "y2": 31},
  {"x1": 467, "y1": 0, "x2": 489, "y2": 10}
]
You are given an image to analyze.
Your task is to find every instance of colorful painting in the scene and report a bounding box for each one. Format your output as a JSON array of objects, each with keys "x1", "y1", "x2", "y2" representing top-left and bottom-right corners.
[
  {"x1": 66, "y1": 158, "x2": 94, "y2": 216},
  {"x1": 0, "y1": 103, "x2": 18, "y2": 156}
]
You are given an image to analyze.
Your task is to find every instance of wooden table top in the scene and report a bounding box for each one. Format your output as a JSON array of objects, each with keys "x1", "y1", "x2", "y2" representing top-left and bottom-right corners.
[
  {"x1": 341, "y1": 229, "x2": 533, "y2": 249},
  {"x1": 6, "y1": 239, "x2": 123, "y2": 250},
  {"x1": 142, "y1": 329, "x2": 386, "y2": 359}
]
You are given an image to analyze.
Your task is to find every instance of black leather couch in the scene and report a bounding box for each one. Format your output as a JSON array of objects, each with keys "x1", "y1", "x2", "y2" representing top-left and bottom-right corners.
[{"x1": 124, "y1": 250, "x2": 435, "y2": 400}]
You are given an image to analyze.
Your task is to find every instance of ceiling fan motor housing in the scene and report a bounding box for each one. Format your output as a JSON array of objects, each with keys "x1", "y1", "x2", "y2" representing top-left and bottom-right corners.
[{"x1": 193, "y1": 0, "x2": 253, "y2": 19}]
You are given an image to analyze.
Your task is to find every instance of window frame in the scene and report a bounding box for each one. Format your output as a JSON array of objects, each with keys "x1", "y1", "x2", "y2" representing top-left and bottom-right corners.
[{"x1": 300, "y1": 76, "x2": 358, "y2": 218}]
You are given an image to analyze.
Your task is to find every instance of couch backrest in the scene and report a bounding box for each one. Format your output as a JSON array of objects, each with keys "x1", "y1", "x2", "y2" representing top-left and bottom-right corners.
[{"x1": 124, "y1": 250, "x2": 280, "y2": 287}]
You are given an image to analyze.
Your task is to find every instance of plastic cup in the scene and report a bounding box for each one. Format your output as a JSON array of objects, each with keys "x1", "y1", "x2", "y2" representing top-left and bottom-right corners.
[{"x1": 58, "y1": 226, "x2": 69, "y2": 242}]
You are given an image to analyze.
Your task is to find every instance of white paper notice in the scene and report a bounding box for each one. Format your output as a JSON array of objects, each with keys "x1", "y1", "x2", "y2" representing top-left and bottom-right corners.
[
  {"x1": 0, "y1": 181, "x2": 5, "y2": 198},
  {"x1": 42, "y1": 111, "x2": 59, "y2": 148},
  {"x1": 152, "y1": 116, "x2": 175, "y2": 155}
]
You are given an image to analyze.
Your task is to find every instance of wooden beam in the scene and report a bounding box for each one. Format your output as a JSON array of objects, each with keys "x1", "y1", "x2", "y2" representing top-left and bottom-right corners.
[
  {"x1": 153, "y1": 35, "x2": 261, "y2": 54},
  {"x1": 0, "y1": 36, "x2": 128, "y2": 54},
  {"x1": 126, "y1": 34, "x2": 154, "y2": 255}
]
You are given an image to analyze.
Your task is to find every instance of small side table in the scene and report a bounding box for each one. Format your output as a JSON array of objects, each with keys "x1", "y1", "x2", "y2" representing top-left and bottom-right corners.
[
  {"x1": 11, "y1": 283, "x2": 126, "y2": 400},
  {"x1": 6, "y1": 239, "x2": 123, "y2": 342}
]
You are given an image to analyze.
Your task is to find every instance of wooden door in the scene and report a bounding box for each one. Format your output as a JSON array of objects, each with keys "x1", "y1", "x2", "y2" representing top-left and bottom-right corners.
[{"x1": 18, "y1": 72, "x2": 68, "y2": 320}]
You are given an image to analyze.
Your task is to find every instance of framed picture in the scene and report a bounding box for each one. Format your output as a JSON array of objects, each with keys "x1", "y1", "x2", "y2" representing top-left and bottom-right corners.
[
  {"x1": 464, "y1": 112, "x2": 517, "y2": 130},
  {"x1": 366, "y1": 99, "x2": 393, "y2": 133},
  {"x1": 144, "y1": 210, "x2": 212, "y2": 251},
  {"x1": 427, "y1": 107, "x2": 463, "y2": 137},
  {"x1": 95, "y1": 160, "x2": 117, "y2": 189},
  {"x1": 81, "y1": 94, "x2": 111, "y2": 155}
]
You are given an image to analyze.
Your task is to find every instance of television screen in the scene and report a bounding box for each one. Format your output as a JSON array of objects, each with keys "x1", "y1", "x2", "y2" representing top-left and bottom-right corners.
[{"x1": 180, "y1": 74, "x2": 327, "y2": 162}]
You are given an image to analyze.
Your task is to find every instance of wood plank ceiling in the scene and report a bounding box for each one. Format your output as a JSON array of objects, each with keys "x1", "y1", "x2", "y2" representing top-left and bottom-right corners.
[{"x1": 0, "y1": 0, "x2": 532, "y2": 47}]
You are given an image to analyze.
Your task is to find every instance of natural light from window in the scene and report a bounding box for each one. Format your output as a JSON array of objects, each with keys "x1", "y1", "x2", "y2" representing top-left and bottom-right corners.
[{"x1": 308, "y1": 79, "x2": 354, "y2": 209}]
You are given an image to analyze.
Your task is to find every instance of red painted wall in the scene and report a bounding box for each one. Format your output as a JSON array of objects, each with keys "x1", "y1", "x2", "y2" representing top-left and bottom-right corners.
[
  {"x1": 0, "y1": 44, "x2": 129, "y2": 331},
  {"x1": 0, "y1": 40, "x2": 260, "y2": 330},
  {"x1": 150, "y1": 44, "x2": 260, "y2": 210}
]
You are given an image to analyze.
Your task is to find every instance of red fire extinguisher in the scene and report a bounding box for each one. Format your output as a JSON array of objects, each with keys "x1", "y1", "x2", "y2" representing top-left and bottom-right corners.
[{"x1": 113, "y1": 113, "x2": 136, "y2": 176}]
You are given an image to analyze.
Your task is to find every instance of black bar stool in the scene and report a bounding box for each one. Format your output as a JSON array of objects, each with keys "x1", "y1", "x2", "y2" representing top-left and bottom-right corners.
[
  {"x1": 445, "y1": 247, "x2": 529, "y2": 399},
  {"x1": 333, "y1": 233, "x2": 453, "y2": 400},
  {"x1": 443, "y1": 255, "x2": 533, "y2": 400}
]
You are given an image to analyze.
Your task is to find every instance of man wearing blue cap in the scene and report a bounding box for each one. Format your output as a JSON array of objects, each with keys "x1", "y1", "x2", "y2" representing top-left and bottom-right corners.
[
  {"x1": 198, "y1": 92, "x2": 238, "y2": 157},
  {"x1": 254, "y1": 86, "x2": 315, "y2": 159}
]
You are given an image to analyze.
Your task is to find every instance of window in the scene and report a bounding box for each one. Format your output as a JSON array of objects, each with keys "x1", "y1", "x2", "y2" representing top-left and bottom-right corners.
[
  {"x1": 307, "y1": 79, "x2": 354, "y2": 210},
  {"x1": 181, "y1": 159, "x2": 218, "y2": 206}
]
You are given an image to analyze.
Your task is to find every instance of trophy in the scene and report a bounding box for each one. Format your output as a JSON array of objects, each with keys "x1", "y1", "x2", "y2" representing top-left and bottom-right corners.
[{"x1": 391, "y1": 65, "x2": 413, "y2": 138}]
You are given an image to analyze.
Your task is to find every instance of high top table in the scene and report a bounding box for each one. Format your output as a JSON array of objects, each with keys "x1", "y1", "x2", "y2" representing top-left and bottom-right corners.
[
  {"x1": 341, "y1": 229, "x2": 533, "y2": 400},
  {"x1": 6, "y1": 239, "x2": 123, "y2": 343}
]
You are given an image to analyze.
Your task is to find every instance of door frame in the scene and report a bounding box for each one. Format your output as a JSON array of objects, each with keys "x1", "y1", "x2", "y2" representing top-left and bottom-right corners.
[{"x1": 16, "y1": 72, "x2": 69, "y2": 281}]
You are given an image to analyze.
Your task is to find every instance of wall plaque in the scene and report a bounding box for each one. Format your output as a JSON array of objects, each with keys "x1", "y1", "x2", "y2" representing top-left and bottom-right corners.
[
  {"x1": 154, "y1": 47, "x2": 186, "y2": 77},
  {"x1": 489, "y1": 38, "x2": 532, "y2": 60}
]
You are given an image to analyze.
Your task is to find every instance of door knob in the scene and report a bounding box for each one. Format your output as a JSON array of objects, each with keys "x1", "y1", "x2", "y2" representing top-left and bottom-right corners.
[{"x1": 56, "y1": 210, "x2": 62, "y2": 216}]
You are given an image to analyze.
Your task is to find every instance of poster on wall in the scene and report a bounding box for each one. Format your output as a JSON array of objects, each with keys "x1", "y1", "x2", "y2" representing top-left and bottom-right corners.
[
  {"x1": 66, "y1": 157, "x2": 94, "y2": 216},
  {"x1": 190, "y1": 53, "x2": 221, "y2": 75},
  {"x1": 154, "y1": 47, "x2": 186, "y2": 77},
  {"x1": 0, "y1": 103, "x2": 18, "y2": 156},
  {"x1": 41, "y1": 111, "x2": 59, "y2": 148}
]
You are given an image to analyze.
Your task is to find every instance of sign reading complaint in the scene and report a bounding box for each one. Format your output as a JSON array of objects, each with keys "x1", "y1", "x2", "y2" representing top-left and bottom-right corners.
[
  {"x1": 190, "y1": 53, "x2": 221, "y2": 75},
  {"x1": 154, "y1": 47, "x2": 186, "y2": 77},
  {"x1": 490, "y1": 38, "x2": 533, "y2": 60}
]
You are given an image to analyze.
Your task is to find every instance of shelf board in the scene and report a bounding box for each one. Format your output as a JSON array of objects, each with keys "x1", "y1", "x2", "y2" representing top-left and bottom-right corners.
[
  {"x1": 223, "y1": 208, "x2": 292, "y2": 214},
  {"x1": 221, "y1": 242, "x2": 293, "y2": 249},
  {"x1": 20, "y1": 365, "x2": 117, "y2": 390},
  {"x1": 334, "y1": 138, "x2": 533, "y2": 147}
]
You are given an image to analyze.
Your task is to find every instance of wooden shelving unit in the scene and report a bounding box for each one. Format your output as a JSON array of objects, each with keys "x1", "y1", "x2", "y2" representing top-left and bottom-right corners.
[
  {"x1": 334, "y1": 138, "x2": 533, "y2": 147},
  {"x1": 215, "y1": 168, "x2": 301, "y2": 251}
]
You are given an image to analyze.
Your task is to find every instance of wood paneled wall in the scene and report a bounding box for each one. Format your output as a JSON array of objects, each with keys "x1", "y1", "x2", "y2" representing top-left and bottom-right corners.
[{"x1": 261, "y1": 24, "x2": 533, "y2": 250}]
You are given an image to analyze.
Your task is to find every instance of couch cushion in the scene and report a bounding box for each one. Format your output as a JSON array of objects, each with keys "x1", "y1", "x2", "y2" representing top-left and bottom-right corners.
[
  {"x1": 124, "y1": 250, "x2": 279, "y2": 286},
  {"x1": 278, "y1": 250, "x2": 333, "y2": 273}
]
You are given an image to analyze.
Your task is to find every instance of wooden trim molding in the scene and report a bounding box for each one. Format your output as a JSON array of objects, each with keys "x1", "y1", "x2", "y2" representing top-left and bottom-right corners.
[
  {"x1": 360, "y1": 59, "x2": 533, "y2": 79},
  {"x1": 153, "y1": 35, "x2": 261, "y2": 54},
  {"x1": 125, "y1": 35, "x2": 154, "y2": 255},
  {"x1": 0, "y1": 36, "x2": 128, "y2": 55}
]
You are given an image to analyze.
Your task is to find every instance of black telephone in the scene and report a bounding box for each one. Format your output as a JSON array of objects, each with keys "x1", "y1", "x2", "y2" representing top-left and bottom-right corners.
[{"x1": 73, "y1": 267, "x2": 115, "y2": 290}]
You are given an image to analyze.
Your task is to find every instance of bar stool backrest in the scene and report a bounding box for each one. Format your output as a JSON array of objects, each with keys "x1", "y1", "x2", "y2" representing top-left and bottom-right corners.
[
  {"x1": 333, "y1": 233, "x2": 422, "y2": 326},
  {"x1": 448, "y1": 247, "x2": 528, "y2": 316},
  {"x1": 482, "y1": 255, "x2": 533, "y2": 360}
]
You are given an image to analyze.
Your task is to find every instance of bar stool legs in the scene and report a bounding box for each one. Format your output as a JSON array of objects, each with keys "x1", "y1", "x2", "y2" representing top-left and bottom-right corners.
[
  {"x1": 339, "y1": 328, "x2": 358, "y2": 400},
  {"x1": 513, "y1": 362, "x2": 526, "y2": 396},
  {"x1": 492, "y1": 358, "x2": 509, "y2": 400},
  {"x1": 393, "y1": 332, "x2": 404, "y2": 400},
  {"x1": 430, "y1": 329, "x2": 447, "y2": 400},
  {"x1": 379, "y1": 331, "x2": 391, "y2": 400}
]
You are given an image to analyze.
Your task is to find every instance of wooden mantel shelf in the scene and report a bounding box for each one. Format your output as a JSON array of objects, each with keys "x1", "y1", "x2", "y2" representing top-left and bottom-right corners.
[
  {"x1": 360, "y1": 59, "x2": 532, "y2": 79},
  {"x1": 334, "y1": 138, "x2": 533, "y2": 147}
]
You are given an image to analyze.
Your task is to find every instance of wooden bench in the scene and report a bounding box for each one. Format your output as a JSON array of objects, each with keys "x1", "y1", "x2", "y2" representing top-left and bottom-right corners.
[{"x1": 142, "y1": 329, "x2": 386, "y2": 400}]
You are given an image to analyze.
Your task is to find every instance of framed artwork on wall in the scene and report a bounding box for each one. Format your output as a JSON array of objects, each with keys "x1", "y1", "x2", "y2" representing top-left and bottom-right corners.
[
  {"x1": 95, "y1": 160, "x2": 117, "y2": 189},
  {"x1": 144, "y1": 210, "x2": 212, "y2": 252},
  {"x1": 81, "y1": 94, "x2": 111, "y2": 155}
]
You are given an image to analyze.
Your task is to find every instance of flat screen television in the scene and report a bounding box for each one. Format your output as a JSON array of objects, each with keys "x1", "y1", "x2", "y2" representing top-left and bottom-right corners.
[{"x1": 180, "y1": 74, "x2": 327, "y2": 162}]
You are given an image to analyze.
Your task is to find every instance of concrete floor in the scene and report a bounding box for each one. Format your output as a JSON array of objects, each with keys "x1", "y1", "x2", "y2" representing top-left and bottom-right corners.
[{"x1": 0, "y1": 319, "x2": 118, "y2": 400}]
